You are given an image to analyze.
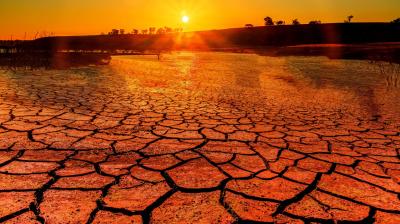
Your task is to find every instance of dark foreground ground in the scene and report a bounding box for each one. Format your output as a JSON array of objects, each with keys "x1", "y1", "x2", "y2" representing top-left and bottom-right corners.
[{"x1": 0, "y1": 53, "x2": 399, "y2": 223}]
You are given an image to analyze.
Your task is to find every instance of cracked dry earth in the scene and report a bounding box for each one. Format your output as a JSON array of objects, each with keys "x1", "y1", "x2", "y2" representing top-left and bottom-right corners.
[{"x1": 0, "y1": 53, "x2": 400, "y2": 224}]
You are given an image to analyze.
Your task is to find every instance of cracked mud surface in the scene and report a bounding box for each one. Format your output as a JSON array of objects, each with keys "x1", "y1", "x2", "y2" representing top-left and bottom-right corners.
[{"x1": 0, "y1": 53, "x2": 399, "y2": 223}]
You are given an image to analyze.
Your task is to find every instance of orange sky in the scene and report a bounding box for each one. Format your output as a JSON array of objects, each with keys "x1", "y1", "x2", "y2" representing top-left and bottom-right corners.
[{"x1": 1, "y1": 0, "x2": 399, "y2": 39}]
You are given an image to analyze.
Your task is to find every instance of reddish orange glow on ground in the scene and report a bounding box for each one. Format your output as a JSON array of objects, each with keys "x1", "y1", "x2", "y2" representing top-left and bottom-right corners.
[{"x1": 0, "y1": 53, "x2": 399, "y2": 223}]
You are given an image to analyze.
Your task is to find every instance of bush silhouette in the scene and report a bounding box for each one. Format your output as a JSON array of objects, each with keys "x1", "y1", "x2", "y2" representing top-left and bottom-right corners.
[
  {"x1": 276, "y1": 20, "x2": 285, "y2": 25},
  {"x1": 309, "y1": 20, "x2": 322, "y2": 25},
  {"x1": 292, "y1": 19, "x2": 301, "y2": 25},
  {"x1": 391, "y1": 18, "x2": 400, "y2": 23}
]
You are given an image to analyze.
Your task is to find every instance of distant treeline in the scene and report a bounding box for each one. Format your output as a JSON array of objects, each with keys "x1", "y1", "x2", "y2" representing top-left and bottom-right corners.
[
  {"x1": 0, "y1": 40, "x2": 24, "y2": 47},
  {"x1": 8, "y1": 23, "x2": 400, "y2": 52}
]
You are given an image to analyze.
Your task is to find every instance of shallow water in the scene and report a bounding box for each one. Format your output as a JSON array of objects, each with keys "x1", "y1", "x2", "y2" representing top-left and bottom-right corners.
[{"x1": 1, "y1": 52, "x2": 398, "y2": 121}]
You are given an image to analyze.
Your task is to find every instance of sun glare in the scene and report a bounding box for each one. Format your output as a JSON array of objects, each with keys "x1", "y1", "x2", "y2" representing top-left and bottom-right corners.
[{"x1": 182, "y1": 15, "x2": 189, "y2": 23}]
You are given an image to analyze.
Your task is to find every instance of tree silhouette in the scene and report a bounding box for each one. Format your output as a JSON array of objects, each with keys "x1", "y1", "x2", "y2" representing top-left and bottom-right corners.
[
  {"x1": 156, "y1": 28, "x2": 165, "y2": 34},
  {"x1": 149, "y1": 27, "x2": 156, "y2": 35},
  {"x1": 175, "y1": 28, "x2": 183, "y2": 32},
  {"x1": 109, "y1": 29, "x2": 119, "y2": 35},
  {"x1": 164, "y1": 27, "x2": 173, "y2": 33},
  {"x1": 132, "y1": 29, "x2": 139, "y2": 35},
  {"x1": 141, "y1": 29, "x2": 148, "y2": 35},
  {"x1": 345, "y1": 15, "x2": 354, "y2": 23},
  {"x1": 292, "y1": 19, "x2": 300, "y2": 25},
  {"x1": 264, "y1": 17, "x2": 274, "y2": 26}
]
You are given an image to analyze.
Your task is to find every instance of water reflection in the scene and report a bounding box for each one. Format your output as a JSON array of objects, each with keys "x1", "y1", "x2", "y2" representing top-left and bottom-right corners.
[
  {"x1": 0, "y1": 52, "x2": 399, "y2": 121},
  {"x1": 282, "y1": 57, "x2": 400, "y2": 117}
]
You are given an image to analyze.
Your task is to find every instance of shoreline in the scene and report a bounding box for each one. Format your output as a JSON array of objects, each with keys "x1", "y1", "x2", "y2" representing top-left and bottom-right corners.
[{"x1": 0, "y1": 42, "x2": 399, "y2": 70}]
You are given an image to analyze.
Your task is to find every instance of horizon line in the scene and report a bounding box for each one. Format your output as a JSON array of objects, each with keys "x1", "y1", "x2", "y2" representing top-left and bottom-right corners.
[{"x1": 1, "y1": 22, "x2": 395, "y2": 41}]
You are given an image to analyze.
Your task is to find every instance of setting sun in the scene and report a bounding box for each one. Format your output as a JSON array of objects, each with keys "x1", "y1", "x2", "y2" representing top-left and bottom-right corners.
[{"x1": 182, "y1": 15, "x2": 189, "y2": 23}]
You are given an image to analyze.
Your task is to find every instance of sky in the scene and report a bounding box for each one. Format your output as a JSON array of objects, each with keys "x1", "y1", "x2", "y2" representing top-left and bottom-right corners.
[{"x1": 0, "y1": 0, "x2": 399, "y2": 39}]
